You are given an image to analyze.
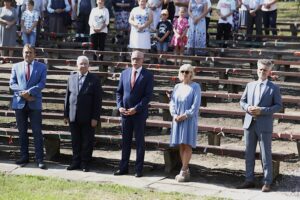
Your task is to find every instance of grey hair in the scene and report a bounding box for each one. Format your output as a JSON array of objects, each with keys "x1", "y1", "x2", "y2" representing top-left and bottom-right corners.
[
  {"x1": 77, "y1": 55, "x2": 89, "y2": 65},
  {"x1": 257, "y1": 59, "x2": 273, "y2": 70},
  {"x1": 178, "y1": 64, "x2": 195, "y2": 81}
]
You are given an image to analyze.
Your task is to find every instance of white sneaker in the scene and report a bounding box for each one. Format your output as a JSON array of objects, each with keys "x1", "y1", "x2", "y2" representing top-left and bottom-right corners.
[{"x1": 175, "y1": 169, "x2": 190, "y2": 182}]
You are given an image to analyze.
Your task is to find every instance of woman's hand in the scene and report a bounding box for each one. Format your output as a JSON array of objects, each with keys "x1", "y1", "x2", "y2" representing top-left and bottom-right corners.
[{"x1": 175, "y1": 114, "x2": 188, "y2": 122}]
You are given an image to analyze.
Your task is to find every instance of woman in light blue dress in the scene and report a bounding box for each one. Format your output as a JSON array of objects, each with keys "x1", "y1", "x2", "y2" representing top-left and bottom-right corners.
[
  {"x1": 169, "y1": 64, "x2": 201, "y2": 182},
  {"x1": 187, "y1": 0, "x2": 207, "y2": 55}
]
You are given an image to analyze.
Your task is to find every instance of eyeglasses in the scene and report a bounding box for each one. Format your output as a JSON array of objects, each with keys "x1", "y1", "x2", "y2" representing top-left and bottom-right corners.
[{"x1": 180, "y1": 71, "x2": 190, "y2": 74}]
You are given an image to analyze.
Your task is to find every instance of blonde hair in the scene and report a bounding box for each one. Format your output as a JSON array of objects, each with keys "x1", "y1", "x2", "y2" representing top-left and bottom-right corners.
[{"x1": 178, "y1": 64, "x2": 194, "y2": 81}]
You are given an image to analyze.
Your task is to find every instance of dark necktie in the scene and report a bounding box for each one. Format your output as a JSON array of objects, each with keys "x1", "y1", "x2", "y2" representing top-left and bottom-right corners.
[
  {"x1": 78, "y1": 75, "x2": 84, "y2": 91},
  {"x1": 131, "y1": 70, "x2": 137, "y2": 89},
  {"x1": 26, "y1": 63, "x2": 30, "y2": 81}
]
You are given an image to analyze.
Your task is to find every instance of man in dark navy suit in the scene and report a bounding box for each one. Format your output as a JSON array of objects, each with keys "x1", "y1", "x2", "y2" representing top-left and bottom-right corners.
[
  {"x1": 64, "y1": 56, "x2": 102, "y2": 172},
  {"x1": 114, "y1": 50, "x2": 154, "y2": 177}
]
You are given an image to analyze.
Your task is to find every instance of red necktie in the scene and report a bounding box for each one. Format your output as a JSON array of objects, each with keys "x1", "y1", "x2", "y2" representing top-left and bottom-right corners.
[
  {"x1": 26, "y1": 63, "x2": 30, "y2": 81},
  {"x1": 131, "y1": 69, "x2": 137, "y2": 89}
]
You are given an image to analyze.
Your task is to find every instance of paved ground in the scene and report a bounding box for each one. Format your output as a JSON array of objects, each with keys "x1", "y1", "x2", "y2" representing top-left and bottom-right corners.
[{"x1": 0, "y1": 158, "x2": 299, "y2": 200}]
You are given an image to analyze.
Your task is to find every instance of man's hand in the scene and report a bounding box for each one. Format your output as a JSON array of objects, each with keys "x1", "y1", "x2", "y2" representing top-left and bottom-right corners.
[
  {"x1": 124, "y1": 108, "x2": 137, "y2": 116},
  {"x1": 264, "y1": 3, "x2": 271, "y2": 9},
  {"x1": 221, "y1": 15, "x2": 227, "y2": 21},
  {"x1": 119, "y1": 107, "x2": 127, "y2": 115},
  {"x1": 91, "y1": 119, "x2": 98, "y2": 128},
  {"x1": 20, "y1": 91, "x2": 35, "y2": 101},
  {"x1": 247, "y1": 106, "x2": 261, "y2": 117},
  {"x1": 64, "y1": 118, "x2": 69, "y2": 125},
  {"x1": 250, "y1": 10, "x2": 256, "y2": 17}
]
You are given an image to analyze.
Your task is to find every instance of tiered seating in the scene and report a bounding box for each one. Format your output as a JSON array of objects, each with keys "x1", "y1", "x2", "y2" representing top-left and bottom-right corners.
[{"x1": 0, "y1": 44, "x2": 299, "y2": 176}]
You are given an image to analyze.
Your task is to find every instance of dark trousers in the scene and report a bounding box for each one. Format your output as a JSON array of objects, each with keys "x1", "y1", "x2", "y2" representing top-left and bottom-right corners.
[
  {"x1": 91, "y1": 32, "x2": 107, "y2": 60},
  {"x1": 262, "y1": 9, "x2": 277, "y2": 35},
  {"x1": 119, "y1": 116, "x2": 146, "y2": 173},
  {"x1": 69, "y1": 121, "x2": 95, "y2": 165},
  {"x1": 246, "y1": 10, "x2": 263, "y2": 41},
  {"x1": 76, "y1": 13, "x2": 90, "y2": 42},
  {"x1": 205, "y1": 17, "x2": 210, "y2": 47},
  {"x1": 216, "y1": 23, "x2": 232, "y2": 48},
  {"x1": 15, "y1": 104, "x2": 44, "y2": 162}
]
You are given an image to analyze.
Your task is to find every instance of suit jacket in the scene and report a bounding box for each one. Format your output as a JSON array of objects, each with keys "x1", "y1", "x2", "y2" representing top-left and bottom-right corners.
[
  {"x1": 240, "y1": 80, "x2": 282, "y2": 132},
  {"x1": 116, "y1": 67, "x2": 154, "y2": 119},
  {"x1": 9, "y1": 61, "x2": 47, "y2": 110},
  {"x1": 64, "y1": 72, "x2": 102, "y2": 124}
]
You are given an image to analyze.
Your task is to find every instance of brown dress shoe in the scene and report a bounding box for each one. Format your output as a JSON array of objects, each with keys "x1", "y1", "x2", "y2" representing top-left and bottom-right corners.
[
  {"x1": 262, "y1": 184, "x2": 271, "y2": 192},
  {"x1": 236, "y1": 181, "x2": 255, "y2": 189}
]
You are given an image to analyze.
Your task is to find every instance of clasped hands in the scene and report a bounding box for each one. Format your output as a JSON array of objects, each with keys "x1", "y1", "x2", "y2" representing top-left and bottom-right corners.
[
  {"x1": 247, "y1": 106, "x2": 261, "y2": 117},
  {"x1": 174, "y1": 114, "x2": 188, "y2": 122},
  {"x1": 20, "y1": 91, "x2": 35, "y2": 101},
  {"x1": 119, "y1": 107, "x2": 137, "y2": 116}
]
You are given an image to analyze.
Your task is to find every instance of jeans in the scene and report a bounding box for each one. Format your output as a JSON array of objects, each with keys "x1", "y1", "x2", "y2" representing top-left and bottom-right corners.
[
  {"x1": 156, "y1": 41, "x2": 169, "y2": 52},
  {"x1": 22, "y1": 31, "x2": 37, "y2": 47}
]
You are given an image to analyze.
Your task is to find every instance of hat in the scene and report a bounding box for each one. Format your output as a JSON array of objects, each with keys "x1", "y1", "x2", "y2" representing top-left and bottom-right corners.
[
  {"x1": 131, "y1": 51, "x2": 144, "y2": 59},
  {"x1": 161, "y1": 9, "x2": 169, "y2": 16}
]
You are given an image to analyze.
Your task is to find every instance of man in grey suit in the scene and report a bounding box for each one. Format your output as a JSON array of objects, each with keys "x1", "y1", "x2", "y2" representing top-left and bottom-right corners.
[
  {"x1": 238, "y1": 59, "x2": 282, "y2": 192},
  {"x1": 64, "y1": 56, "x2": 102, "y2": 172}
]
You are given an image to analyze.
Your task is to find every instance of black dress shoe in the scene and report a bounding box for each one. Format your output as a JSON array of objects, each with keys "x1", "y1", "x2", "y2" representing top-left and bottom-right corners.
[
  {"x1": 262, "y1": 184, "x2": 271, "y2": 192},
  {"x1": 81, "y1": 165, "x2": 90, "y2": 172},
  {"x1": 66, "y1": 164, "x2": 80, "y2": 171},
  {"x1": 113, "y1": 169, "x2": 128, "y2": 176},
  {"x1": 15, "y1": 158, "x2": 29, "y2": 167},
  {"x1": 236, "y1": 181, "x2": 255, "y2": 189},
  {"x1": 37, "y1": 162, "x2": 47, "y2": 170},
  {"x1": 135, "y1": 172, "x2": 143, "y2": 178}
]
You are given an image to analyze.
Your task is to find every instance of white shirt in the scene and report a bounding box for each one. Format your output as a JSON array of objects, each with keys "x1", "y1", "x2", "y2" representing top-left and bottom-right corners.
[
  {"x1": 88, "y1": 7, "x2": 110, "y2": 34},
  {"x1": 261, "y1": 0, "x2": 276, "y2": 11},
  {"x1": 247, "y1": 0, "x2": 262, "y2": 10},
  {"x1": 217, "y1": 0, "x2": 236, "y2": 24},
  {"x1": 255, "y1": 79, "x2": 268, "y2": 103}
]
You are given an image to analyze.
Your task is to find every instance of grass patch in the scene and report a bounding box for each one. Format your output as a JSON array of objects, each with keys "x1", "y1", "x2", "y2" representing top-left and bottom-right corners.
[
  {"x1": 0, "y1": 173, "x2": 230, "y2": 200},
  {"x1": 277, "y1": 1, "x2": 300, "y2": 21}
]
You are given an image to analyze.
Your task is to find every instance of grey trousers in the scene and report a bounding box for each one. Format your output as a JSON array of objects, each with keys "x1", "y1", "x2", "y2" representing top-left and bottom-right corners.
[{"x1": 244, "y1": 121, "x2": 273, "y2": 185}]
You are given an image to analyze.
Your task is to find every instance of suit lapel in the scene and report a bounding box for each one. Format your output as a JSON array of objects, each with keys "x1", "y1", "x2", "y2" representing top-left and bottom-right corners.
[
  {"x1": 74, "y1": 73, "x2": 79, "y2": 94},
  {"x1": 128, "y1": 68, "x2": 133, "y2": 90},
  {"x1": 20, "y1": 62, "x2": 27, "y2": 84},
  {"x1": 27, "y1": 62, "x2": 36, "y2": 85},
  {"x1": 251, "y1": 82, "x2": 258, "y2": 106}
]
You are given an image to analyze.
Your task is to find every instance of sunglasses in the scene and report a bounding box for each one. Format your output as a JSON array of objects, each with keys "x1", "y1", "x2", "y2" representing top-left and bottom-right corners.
[{"x1": 180, "y1": 70, "x2": 190, "y2": 74}]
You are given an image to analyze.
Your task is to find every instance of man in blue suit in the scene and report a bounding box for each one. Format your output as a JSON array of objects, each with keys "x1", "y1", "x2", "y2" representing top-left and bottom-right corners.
[
  {"x1": 114, "y1": 50, "x2": 154, "y2": 177},
  {"x1": 64, "y1": 56, "x2": 102, "y2": 172},
  {"x1": 9, "y1": 44, "x2": 47, "y2": 169},
  {"x1": 238, "y1": 59, "x2": 282, "y2": 192}
]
